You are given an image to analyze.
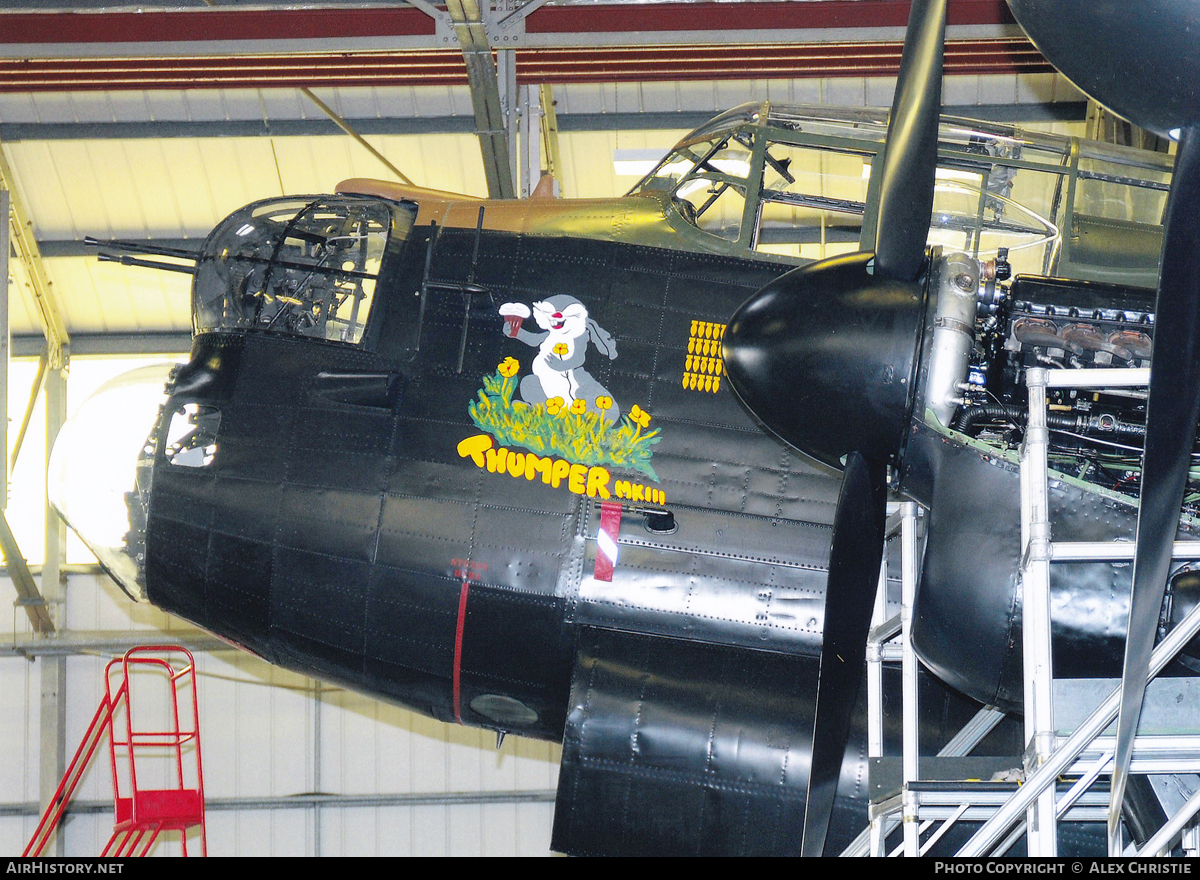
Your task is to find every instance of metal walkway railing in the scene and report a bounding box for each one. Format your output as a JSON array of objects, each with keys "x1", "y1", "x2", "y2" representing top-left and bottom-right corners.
[{"x1": 850, "y1": 368, "x2": 1200, "y2": 857}]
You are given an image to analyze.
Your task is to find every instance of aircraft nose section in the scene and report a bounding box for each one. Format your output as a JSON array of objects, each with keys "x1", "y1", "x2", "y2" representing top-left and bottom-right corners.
[
  {"x1": 722, "y1": 251, "x2": 927, "y2": 470},
  {"x1": 48, "y1": 363, "x2": 174, "y2": 600}
]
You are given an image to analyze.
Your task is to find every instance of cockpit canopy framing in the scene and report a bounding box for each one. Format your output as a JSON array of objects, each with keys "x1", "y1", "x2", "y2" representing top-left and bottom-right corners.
[
  {"x1": 192, "y1": 194, "x2": 415, "y2": 345},
  {"x1": 630, "y1": 102, "x2": 1172, "y2": 285}
]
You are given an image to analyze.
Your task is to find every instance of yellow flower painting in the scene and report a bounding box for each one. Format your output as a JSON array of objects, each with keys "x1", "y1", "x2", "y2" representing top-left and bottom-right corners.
[{"x1": 467, "y1": 362, "x2": 660, "y2": 481}]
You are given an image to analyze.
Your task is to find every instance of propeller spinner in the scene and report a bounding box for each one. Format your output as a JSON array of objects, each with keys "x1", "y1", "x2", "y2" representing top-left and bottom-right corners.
[{"x1": 723, "y1": 0, "x2": 947, "y2": 856}]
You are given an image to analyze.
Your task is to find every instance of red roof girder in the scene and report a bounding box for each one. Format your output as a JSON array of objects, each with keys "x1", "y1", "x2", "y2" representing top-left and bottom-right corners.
[{"x1": 0, "y1": 39, "x2": 1051, "y2": 92}]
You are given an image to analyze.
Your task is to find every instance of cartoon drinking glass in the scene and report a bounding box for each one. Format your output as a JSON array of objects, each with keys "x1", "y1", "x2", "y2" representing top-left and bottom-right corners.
[{"x1": 499, "y1": 302, "x2": 531, "y2": 338}]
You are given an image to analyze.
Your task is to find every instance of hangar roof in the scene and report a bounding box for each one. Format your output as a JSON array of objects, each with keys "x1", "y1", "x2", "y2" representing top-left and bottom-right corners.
[{"x1": 0, "y1": 1, "x2": 1089, "y2": 350}]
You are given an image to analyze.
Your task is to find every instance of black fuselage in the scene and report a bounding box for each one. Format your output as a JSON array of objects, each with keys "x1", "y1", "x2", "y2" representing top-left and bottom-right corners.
[
  {"x1": 145, "y1": 222, "x2": 841, "y2": 739},
  {"x1": 135, "y1": 215, "x2": 1171, "y2": 855}
]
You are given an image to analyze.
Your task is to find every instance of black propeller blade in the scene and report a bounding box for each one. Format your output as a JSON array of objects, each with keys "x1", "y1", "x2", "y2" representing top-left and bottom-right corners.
[
  {"x1": 1108, "y1": 127, "x2": 1200, "y2": 853},
  {"x1": 723, "y1": 0, "x2": 947, "y2": 855},
  {"x1": 873, "y1": 0, "x2": 945, "y2": 282},
  {"x1": 722, "y1": 0, "x2": 946, "y2": 463},
  {"x1": 1004, "y1": 0, "x2": 1200, "y2": 853},
  {"x1": 801, "y1": 451, "x2": 889, "y2": 856}
]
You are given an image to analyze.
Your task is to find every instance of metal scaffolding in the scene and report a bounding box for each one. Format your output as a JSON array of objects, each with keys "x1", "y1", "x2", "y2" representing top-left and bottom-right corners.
[{"x1": 856, "y1": 368, "x2": 1200, "y2": 857}]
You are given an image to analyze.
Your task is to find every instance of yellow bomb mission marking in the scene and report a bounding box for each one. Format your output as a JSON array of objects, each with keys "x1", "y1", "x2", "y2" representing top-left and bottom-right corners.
[{"x1": 457, "y1": 434, "x2": 667, "y2": 504}]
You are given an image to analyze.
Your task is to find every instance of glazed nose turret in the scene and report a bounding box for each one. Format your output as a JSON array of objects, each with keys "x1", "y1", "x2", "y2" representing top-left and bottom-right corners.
[
  {"x1": 48, "y1": 363, "x2": 175, "y2": 600},
  {"x1": 722, "y1": 252, "x2": 926, "y2": 470}
]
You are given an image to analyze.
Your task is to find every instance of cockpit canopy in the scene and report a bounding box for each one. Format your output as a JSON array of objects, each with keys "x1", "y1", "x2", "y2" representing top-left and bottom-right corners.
[
  {"x1": 192, "y1": 195, "x2": 414, "y2": 344},
  {"x1": 629, "y1": 102, "x2": 1173, "y2": 284}
]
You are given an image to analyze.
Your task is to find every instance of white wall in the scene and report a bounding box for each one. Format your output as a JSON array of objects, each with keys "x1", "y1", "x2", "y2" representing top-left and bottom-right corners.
[{"x1": 0, "y1": 572, "x2": 562, "y2": 857}]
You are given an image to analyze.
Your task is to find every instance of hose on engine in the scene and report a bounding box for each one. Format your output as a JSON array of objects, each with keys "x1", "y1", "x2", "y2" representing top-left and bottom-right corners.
[{"x1": 954, "y1": 403, "x2": 1147, "y2": 441}]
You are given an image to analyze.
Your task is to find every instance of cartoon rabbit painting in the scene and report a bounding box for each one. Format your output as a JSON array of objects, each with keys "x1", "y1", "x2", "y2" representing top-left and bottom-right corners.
[{"x1": 498, "y1": 295, "x2": 621, "y2": 420}]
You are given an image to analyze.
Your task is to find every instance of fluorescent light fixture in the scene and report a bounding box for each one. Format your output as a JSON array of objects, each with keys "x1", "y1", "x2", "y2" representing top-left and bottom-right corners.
[
  {"x1": 936, "y1": 167, "x2": 984, "y2": 184},
  {"x1": 614, "y1": 149, "x2": 669, "y2": 176},
  {"x1": 614, "y1": 148, "x2": 751, "y2": 179},
  {"x1": 862, "y1": 165, "x2": 981, "y2": 184}
]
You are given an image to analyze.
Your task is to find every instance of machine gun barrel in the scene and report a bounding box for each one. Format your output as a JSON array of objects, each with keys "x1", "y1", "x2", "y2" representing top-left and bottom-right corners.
[
  {"x1": 95, "y1": 251, "x2": 197, "y2": 275},
  {"x1": 84, "y1": 236, "x2": 201, "y2": 261}
]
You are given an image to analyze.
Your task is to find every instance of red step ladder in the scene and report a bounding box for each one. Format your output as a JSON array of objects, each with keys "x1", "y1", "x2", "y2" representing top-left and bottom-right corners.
[{"x1": 25, "y1": 645, "x2": 207, "y2": 857}]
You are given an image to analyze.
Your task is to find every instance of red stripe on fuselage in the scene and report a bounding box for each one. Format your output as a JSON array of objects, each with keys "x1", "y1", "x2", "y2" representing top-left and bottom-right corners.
[
  {"x1": 594, "y1": 501, "x2": 623, "y2": 583},
  {"x1": 453, "y1": 578, "x2": 471, "y2": 724}
]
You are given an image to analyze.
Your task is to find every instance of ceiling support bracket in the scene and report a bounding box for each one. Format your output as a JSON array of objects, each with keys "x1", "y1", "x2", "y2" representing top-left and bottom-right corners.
[
  {"x1": 0, "y1": 511, "x2": 53, "y2": 634},
  {"x1": 0, "y1": 141, "x2": 70, "y2": 371},
  {"x1": 300, "y1": 87, "x2": 414, "y2": 185}
]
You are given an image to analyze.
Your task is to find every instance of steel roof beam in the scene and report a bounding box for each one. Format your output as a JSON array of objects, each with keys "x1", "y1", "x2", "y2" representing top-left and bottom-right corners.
[
  {"x1": 539, "y1": 83, "x2": 562, "y2": 192},
  {"x1": 0, "y1": 143, "x2": 70, "y2": 369},
  {"x1": 10, "y1": 351, "x2": 45, "y2": 475},
  {"x1": 0, "y1": 119, "x2": 476, "y2": 141},
  {"x1": 10, "y1": 332, "x2": 189, "y2": 358},
  {"x1": 0, "y1": 627, "x2": 227, "y2": 658},
  {"x1": 2, "y1": 0, "x2": 408, "y2": 8},
  {"x1": 0, "y1": 101, "x2": 1087, "y2": 145},
  {"x1": 0, "y1": 190, "x2": 7, "y2": 492},
  {"x1": 0, "y1": 789, "x2": 559, "y2": 816},
  {"x1": 0, "y1": 2, "x2": 1025, "y2": 57},
  {"x1": 446, "y1": 0, "x2": 515, "y2": 199},
  {"x1": 0, "y1": 488, "x2": 53, "y2": 634},
  {"x1": 0, "y1": 41, "x2": 1053, "y2": 91},
  {"x1": 0, "y1": 142, "x2": 66, "y2": 637},
  {"x1": 300, "y1": 86, "x2": 415, "y2": 185}
]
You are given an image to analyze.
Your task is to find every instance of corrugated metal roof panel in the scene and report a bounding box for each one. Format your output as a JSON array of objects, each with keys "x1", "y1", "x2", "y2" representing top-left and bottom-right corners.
[
  {"x1": 0, "y1": 74, "x2": 1087, "y2": 126},
  {"x1": 4, "y1": 128, "x2": 493, "y2": 333},
  {"x1": 5, "y1": 131, "x2": 487, "y2": 238},
  {"x1": 0, "y1": 85, "x2": 477, "y2": 124},
  {"x1": 0, "y1": 74, "x2": 1091, "y2": 336},
  {"x1": 45, "y1": 256, "x2": 191, "y2": 335}
]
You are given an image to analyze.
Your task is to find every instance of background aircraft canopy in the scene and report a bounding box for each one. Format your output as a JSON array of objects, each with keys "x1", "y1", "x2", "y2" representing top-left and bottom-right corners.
[{"x1": 629, "y1": 102, "x2": 1172, "y2": 286}]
